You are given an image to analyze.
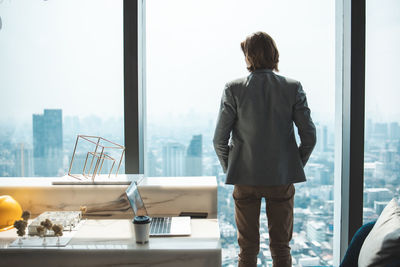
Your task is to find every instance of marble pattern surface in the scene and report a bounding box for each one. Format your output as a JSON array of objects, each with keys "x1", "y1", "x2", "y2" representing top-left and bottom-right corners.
[{"x1": 0, "y1": 176, "x2": 217, "y2": 219}]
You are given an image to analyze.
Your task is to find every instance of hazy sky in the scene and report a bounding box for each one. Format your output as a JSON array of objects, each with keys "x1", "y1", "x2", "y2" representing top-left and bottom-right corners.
[
  {"x1": 0, "y1": 0, "x2": 124, "y2": 121},
  {"x1": 365, "y1": 0, "x2": 400, "y2": 122},
  {"x1": 0, "y1": 0, "x2": 399, "y2": 125},
  {"x1": 146, "y1": 0, "x2": 334, "y2": 126}
]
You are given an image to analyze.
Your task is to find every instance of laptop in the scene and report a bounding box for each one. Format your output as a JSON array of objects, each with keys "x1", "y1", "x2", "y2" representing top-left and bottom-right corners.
[{"x1": 125, "y1": 181, "x2": 191, "y2": 236}]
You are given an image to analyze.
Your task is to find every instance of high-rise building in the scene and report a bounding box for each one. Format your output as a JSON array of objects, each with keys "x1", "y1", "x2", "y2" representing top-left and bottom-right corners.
[
  {"x1": 322, "y1": 125, "x2": 328, "y2": 152},
  {"x1": 307, "y1": 221, "x2": 326, "y2": 243},
  {"x1": 364, "y1": 188, "x2": 393, "y2": 207},
  {"x1": 162, "y1": 142, "x2": 185, "y2": 176},
  {"x1": 315, "y1": 123, "x2": 322, "y2": 152},
  {"x1": 211, "y1": 163, "x2": 221, "y2": 178},
  {"x1": 318, "y1": 168, "x2": 331, "y2": 185},
  {"x1": 14, "y1": 143, "x2": 34, "y2": 177},
  {"x1": 185, "y1": 134, "x2": 202, "y2": 176},
  {"x1": 0, "y1": 160, "x2": 14, "y2": 177},
  {"x1": 33, "y1": 109, "x2": 63, "y2": 176},
  {"x1": 373, "y1": 122, "x2": 388, "y2": 141},
  {"x1": 390, "y1": 122, "x2": 400, "y2": 140},
  {"x1": 147, "y1": 150, "x2": 160, "y2": 177},
  {"x1": 298, "y1": 257, "x2": 321, "y2": 267},
  {"x1": 374, "y1": 201, "x2": 389, "y2": 216}
]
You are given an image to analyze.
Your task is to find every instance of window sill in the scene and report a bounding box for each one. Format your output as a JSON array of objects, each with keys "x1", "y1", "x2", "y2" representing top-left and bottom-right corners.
[{"x1": 0, "y1": 176, "x2": 217, "y2": 219}]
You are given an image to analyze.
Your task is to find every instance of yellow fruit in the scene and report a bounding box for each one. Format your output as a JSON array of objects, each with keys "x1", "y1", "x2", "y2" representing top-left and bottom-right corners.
[{"x1": 0, "y1": 195, "x2": 23, "y2": 232}]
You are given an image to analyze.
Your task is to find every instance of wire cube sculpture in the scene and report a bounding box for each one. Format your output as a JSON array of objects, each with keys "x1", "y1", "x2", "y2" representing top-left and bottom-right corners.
[{"x1": 68, "y1": 135, "x2": 125, "y2": 182}]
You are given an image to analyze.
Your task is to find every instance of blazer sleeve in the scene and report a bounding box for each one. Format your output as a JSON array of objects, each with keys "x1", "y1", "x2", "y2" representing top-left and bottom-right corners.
[
  {"x1": 293, "y1": 83, "x2": 317, "y2": 166},
  {"x1": 213, "y1": 85, "x2": 237, "y2": 173}
]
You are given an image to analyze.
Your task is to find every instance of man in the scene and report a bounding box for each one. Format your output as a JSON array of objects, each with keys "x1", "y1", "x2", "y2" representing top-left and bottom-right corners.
[{"x1": 213, "y1": 31, "x2": 316, "y2": 267}]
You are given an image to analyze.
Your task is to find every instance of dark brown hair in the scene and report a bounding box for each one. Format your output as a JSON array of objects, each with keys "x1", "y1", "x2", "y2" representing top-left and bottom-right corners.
[{"x1": 241, "y1": 31, "x2": 279, "y2": 72}]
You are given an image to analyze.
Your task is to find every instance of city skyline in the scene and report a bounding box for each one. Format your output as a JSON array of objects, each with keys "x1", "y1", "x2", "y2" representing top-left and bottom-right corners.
[{"x1": 2, "y1": 110, "x2": 400, "y2": 178}]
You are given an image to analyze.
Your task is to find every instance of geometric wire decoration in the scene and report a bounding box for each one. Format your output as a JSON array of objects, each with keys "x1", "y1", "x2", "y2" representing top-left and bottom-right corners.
[{"x1": 68, "y1": 135, "x2": 125, "y2": 182}]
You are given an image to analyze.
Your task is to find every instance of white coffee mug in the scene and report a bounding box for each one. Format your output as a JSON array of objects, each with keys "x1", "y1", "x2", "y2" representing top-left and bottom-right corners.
[{"x1": 133, "y1": 216, "x2": 151, "y2": 244}]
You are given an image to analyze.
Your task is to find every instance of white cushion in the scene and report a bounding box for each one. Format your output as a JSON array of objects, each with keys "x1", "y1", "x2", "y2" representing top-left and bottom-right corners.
[{"x1": 358, "y1": 198, "x2": 400, "y2": 267}]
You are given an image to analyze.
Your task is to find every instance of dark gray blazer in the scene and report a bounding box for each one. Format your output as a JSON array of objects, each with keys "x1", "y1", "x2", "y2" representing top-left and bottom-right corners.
[{"x1": 213, "y1": 69, "x2": 316, "y2": 186}]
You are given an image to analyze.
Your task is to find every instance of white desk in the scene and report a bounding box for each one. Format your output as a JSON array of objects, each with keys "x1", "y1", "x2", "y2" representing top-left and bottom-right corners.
[{"x1": 0, "y1": 219, "x2": 221, "y2": 267}]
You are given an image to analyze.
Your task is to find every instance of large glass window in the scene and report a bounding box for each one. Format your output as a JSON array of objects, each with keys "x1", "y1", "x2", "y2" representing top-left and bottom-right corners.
[
  {"x1": 363, "y1": 0, "x2": 400, "y2": 222},
  {"x1": 0, "y1": 0, "x2": 124, "y2": 177},
  {"x1": 145, "y1": 0, "x2": 335, "y2": 265}
]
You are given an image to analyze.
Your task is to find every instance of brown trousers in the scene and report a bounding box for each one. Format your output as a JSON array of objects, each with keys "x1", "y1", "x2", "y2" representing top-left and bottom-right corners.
[{"x1": 233, "y1": 184, "x2": 295, "y2": 267}]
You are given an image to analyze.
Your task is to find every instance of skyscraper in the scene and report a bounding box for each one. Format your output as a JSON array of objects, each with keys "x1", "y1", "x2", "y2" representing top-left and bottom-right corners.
[
  {"x1": 373, "y1": 122, "x2": 388, "y2": 141},
  {"x1": 14, "y1": 143, "x2": 34, "y2": 177},
  {"x1": 322, "y1": 125, "x2": 328, "y2": 152},
  {"x1": 162, "y1": 142, "x2": 185, "y2": 176},
  {"x1": 33, "y1": 109, "x2": 63, "y2": 176},
  {"x1": 390, "y1": 122, "x2": 400, "y2": 140},
  {"x1": 146, "y1": 150, "x2": 160, "y2": 177},
  {"x1": 185, "y1": 134, "x2": 202, "y2": 176},
  {"x1": 314, "y1": 123, "x2": 322, "y2": 152}
]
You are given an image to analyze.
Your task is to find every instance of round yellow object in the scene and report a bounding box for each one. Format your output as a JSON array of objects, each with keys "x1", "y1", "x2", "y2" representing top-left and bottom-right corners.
[{"x1": 0, "y1": 195, "x2": 23, "y2": 232}]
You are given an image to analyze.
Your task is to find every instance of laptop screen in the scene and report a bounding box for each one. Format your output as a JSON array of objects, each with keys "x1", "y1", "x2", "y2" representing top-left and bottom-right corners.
[{"x1": 125, "y1": 182, "x2": 148, "y2": 216}]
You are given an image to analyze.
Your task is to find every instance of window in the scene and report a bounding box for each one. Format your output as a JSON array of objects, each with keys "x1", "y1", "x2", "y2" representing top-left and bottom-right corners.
[
  {"x1": 363, "y1": 0, "x2": 400, "y2": 222},
  {"x1": 0, "y1": 0, "x2": 372, "y2": 265},
  {"x1": 0, "y1": 0, "x2": 124, "y2": 177},
  {"x1": 145, "y1": 0, "x2": 335, "y2": 265}
]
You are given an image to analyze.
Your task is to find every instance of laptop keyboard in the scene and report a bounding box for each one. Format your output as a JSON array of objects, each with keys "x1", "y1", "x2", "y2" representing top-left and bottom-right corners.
[{"x1": 150, "y1": 217, "x2": 172, "y2": 235}]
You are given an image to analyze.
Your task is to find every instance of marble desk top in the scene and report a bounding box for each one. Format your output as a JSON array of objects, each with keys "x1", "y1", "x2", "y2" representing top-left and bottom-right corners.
[
  {"x1": 0, "y1": 176, "x2": 218, "y2": 219},
  {"x1": 0, "y1": 219, "x2": 221, "y2": 267}
]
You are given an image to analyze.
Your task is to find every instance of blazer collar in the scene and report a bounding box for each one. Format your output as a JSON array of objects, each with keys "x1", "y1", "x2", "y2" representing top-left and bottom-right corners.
[{"x1": 252, "y1": 68, "x2": 273, "y2": 73}]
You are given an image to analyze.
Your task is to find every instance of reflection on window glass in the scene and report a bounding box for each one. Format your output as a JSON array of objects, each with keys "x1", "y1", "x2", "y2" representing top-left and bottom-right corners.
[
  {"x1": 146, "y1": 0, "x2": 335, "y2": 265},
  {"x1": 364, "y1": 0, "x2": 400, "y2": 223},
  {"x1": 0, "y1": 0, "x2": 124, "y2": 177}
]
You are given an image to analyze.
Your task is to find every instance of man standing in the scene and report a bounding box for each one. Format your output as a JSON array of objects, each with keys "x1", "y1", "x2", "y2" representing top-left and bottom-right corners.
[{"x1": 213, "y1": 32, "x2": 316, "y2": 267}]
